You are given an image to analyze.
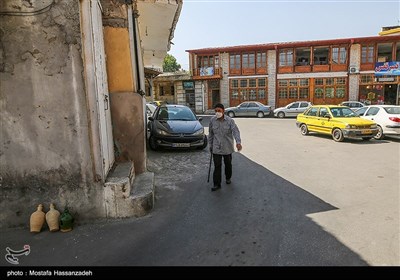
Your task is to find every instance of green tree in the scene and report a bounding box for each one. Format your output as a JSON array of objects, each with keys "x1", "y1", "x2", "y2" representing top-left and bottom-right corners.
[{"x1": 163, "y1": 54, "x2": 181, "y2": 72}]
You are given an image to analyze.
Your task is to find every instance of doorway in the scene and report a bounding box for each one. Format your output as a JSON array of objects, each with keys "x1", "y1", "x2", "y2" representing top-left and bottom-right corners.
[
  {"x1": 384, "y1": 84, "x2": 398, "y2": 105},
  {"x1": 212, "y1": 90, "x2": 220, "y2": 108}
]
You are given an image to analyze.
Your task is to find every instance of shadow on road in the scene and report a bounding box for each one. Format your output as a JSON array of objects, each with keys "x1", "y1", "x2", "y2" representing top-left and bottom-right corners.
[{"x1": 0, "y1": 150, "x2": 369, "y2": 266}]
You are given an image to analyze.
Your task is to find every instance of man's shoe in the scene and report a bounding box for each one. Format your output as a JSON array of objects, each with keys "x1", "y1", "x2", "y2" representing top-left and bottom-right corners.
[
  {"x1": 226, "y1": 179, "x2": 231, "y2": 184},
  {"x1": 211, "y1": 185, "x2": 221, "y2": 192}
]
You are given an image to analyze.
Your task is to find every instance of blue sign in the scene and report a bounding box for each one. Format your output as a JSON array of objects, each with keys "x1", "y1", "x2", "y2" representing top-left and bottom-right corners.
[{"x1": 374, "y1": 61, "x2": 400, "y2": 76}]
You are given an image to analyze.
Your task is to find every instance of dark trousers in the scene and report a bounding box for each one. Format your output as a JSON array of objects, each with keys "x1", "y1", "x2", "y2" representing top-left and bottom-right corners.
[{"x1": 213, "y1": 154, "x2": 232, "y2": 186}]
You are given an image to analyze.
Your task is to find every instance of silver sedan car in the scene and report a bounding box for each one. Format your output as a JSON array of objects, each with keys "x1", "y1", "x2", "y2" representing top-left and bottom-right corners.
[
  {"x1": 274, "y1": 101, "x2": 312, "y2": 118},
  {"x1": 225, "y1": 101, "x2": 272, "y2": 118}
]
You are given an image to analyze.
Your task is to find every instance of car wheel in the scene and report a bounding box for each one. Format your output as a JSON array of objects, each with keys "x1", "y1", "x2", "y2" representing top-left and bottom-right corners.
[
  {"x1": 149, "y1": 136, "x2": 159, "y2": 151},
  {"x1": 332, "y1": 128, "x2": 344, "y2": 142},
  {"x1": 277, "y1": 112, "x2": 285, "y2": 118},
  {"x1": 197, "y1": 135, "x2": 208, "y2": 150},
  {"x1": 374, "y1": 125, "x2": 384, "y2": 140},
  {"x1": 300, "y1": 124, "x2": 309, "y2": 135},
  {"x1": 228, "y1": 111, "x2": 235, "y2": 118},
  {"x1": 257, "y1": 111, "x2": 264, "y2": 118}
]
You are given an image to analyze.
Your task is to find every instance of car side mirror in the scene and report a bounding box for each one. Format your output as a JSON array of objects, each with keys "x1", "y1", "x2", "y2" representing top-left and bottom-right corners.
[
  {"x1": 198, "y1": 117, "x2": 203, "y2": 121},
  {"x1": 149, "y1": 116, "x2": 154, "y2": 121}
]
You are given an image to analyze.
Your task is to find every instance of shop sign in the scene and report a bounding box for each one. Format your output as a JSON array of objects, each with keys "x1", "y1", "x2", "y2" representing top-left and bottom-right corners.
[
  {"x1": 377, "y1": 77, "x2": 395, "y2": 82},
  {"x1": 183, "y1": 81, "x2": 194, "y2": 89},
  {"x1": 375, "y1": 61, "x2": 400, "y2": 76}
]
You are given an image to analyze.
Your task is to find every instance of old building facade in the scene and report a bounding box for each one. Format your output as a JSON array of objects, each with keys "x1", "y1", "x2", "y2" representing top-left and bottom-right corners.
[
  {"x1": 186, "y1": 34, "x2": 400, "y2": 111},
  {"x1": 0, "y1": 0, "x2": 182, "y2": 228}
]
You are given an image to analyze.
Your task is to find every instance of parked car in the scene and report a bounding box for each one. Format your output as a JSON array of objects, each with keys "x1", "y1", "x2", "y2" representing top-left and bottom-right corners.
[
  {"x1": 296, "y1": 105, "x2": 378, "y2": 142},
  {"x1": 274, "y1": 101, "x2": 312, "y2": 118},
  {"x1": 224, "y1": 101, "x2": 272, "y2": 118},
  {"x1": 149, "y1": 100, "x2": 167, "y2": 107},
  {"x1": 147, "y1": 104, "x2": 207, "y2": 150},
  {"x1": 339, "y1": 101, "x2": 365, "y2": 111},
  {"x1": 146, "y1": 103, "x2": 157, "y2": 119},
  {"x1": 354, "y1": 105, "x2": 400, "y2": 140}
]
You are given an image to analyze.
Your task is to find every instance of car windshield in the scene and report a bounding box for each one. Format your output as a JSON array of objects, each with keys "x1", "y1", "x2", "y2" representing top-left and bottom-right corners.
[
  {"x1": 156, "y1": 106, "x2": 197, "y2": 121},
  {"x1": 329, "y1": 107, "x2": 357, "y2": 117}
]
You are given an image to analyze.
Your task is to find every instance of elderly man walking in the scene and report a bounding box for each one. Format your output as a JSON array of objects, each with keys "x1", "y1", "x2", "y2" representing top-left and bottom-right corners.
[{"x1": 208, "y1": 103, "x2": 242, "y2": 192}]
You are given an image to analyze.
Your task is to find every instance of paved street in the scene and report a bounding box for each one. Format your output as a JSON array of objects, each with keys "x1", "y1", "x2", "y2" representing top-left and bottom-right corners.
[{"x1": 1, "y1": 117, "x2": 399, "y2": 266}]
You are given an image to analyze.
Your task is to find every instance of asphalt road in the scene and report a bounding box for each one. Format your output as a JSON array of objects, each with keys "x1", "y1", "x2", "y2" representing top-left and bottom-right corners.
[{"x1": 1, "y1": 117, "x2": 398, "y2": 266}]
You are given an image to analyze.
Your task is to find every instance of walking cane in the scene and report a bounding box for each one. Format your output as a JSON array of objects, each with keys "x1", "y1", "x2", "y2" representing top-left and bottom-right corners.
[{"x1": 207, "y1": 152, "x2": 212, "y2": 183}]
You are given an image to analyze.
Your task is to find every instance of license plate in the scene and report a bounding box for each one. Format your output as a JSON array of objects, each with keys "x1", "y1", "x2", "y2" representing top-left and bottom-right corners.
[
  {"x1": 362, "y1": 130, "x2": 372, "y2": 134},
  {"x1": 172, "y1": 143, "x2": 190, "y2": 148}
]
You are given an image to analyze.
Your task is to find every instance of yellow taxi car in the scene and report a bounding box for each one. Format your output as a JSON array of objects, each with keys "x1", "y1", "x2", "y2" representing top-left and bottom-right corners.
[{"x1": 296, "y1": 105, "x2": 378, "y2": 142}]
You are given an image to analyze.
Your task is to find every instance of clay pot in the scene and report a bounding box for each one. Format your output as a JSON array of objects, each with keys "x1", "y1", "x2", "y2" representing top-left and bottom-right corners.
[
  {"x1": 30, "y1": 204, "x2": 45, "y2": 233},
  {"x1": 60, "y1": 208, "x2": 74, "y2": 232},
  {"x1": 46, "y1": 203, "x2": 60, "y2": 232}
]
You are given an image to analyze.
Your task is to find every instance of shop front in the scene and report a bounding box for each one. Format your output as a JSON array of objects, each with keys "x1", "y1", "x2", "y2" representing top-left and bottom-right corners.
[{"x1": 359, "y1": 73, "x2": 400, "y2": 105}]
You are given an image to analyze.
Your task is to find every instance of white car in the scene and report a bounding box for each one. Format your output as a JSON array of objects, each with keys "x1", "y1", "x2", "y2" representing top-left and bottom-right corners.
[
  {"x1": 354, "y1": 105, "x2": 400, "y2": 140},
  {"x1": 274, "y1": 101, "x2": 312, "y2": 118},
  {"x1": 146, "y1": 103, "x2": 157, "y2": 120},
  {"x1": 339, "y1": 101, "x2": 365, "y2": 111}
]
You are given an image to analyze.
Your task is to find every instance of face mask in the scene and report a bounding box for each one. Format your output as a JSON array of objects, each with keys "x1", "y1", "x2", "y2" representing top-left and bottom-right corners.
[{"x1": 216, "y1": 112, "x2": 223, "y2": 118}]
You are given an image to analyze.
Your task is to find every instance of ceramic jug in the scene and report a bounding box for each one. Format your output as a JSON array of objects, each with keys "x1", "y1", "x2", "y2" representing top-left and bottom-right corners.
[
  {"x1": 30, "y1": 204, "x2": 45, "y2": 233},
  {"x1": 46, "y1": 203, "x2": 60, "y2": 232},
  {"x1": 60, "y1": 207, "x2": 74, "y2": 232}
]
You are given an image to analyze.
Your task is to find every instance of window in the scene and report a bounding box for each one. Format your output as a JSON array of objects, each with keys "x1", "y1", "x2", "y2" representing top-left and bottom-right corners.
[
  {"x1": 242, "y1": 53, "x2": 255, "y2": 69},
  {"x1": 361, "y1": 44, "x2": 375, "y2": 63},
  {"x1": 256, "y1": 52, "x2": 267, "y2": 68},
  {"x1": 197, "y1": 55, "x2": 218, "y2": 76},
  {"x1": 279, "y1": 49, "x2": 293, "y2": 66},
  {"x1": 319, "y1": 108, "x2": 329, "y2": 117},
  {"x1": 313, "y1": 77, "x2": 347, "y2": 99},
  {"x1": 229, "y1": 78, "x2": 268, "y2": 104},
  {"x1": 231, "y1": 80, "x2": 238, "y2": 88},
  {"x1": 295, "y1": 48, "x2": 311, "y2": 66},
  {"x1": 305, "y1": 107, "x2": 318, "y2": 116},
  {"x1": 396, "y1": 42, "x2": 400, "y2": 61},
  {"x1": 314, "y1": 47, "x2": 329, "y2": 65},
  {"x1": 366, "y1": 107, "x2": 379, "y2": 116},
  {"x1": 229, "y1": 54, "x2": 241, "y2": 72},
  {"x1": 288, "y1": 103, "x2": 299, "y2": 109},
  {"x1": 278, "y1": 78, "x2": 309, "y2": 100},
  {"x1": 332, "y1": 46, "x2": 347, "y2": 64},
  {"x1": 377, "y1": 43, "x2": 393, "y2": 62}
]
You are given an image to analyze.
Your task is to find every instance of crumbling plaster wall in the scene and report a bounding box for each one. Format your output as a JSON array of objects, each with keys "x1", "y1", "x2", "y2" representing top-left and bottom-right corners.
[{"x1": 0, "y1": 0, "x2": 104, "y2": 228}]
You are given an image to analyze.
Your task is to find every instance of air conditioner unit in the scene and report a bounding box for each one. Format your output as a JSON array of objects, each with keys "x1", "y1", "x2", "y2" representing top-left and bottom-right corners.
[{"x1": 349, "y1": 66, "x2": 359, "y2": 74}]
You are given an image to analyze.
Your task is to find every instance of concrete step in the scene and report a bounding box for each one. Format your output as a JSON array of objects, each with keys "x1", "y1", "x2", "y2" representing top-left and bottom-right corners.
[{"x1": 104, "y1": 161, "x2": 154, "y2": 218}]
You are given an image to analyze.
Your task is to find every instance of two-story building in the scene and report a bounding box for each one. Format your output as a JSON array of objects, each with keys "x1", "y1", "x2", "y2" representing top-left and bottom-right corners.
[{"x1": 185, "y1": 34, "x2": 400, "y2": 112}]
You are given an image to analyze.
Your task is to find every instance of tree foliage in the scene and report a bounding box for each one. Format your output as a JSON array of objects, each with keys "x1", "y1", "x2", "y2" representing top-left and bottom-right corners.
[{"x1": 163, "y1": 54, "x2": 181, "y2": 72}]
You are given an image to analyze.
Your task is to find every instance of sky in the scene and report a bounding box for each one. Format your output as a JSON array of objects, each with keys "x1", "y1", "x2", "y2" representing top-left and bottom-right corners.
[{"x1": 169, "y1": 0, "x2": 400, "y2": 70}]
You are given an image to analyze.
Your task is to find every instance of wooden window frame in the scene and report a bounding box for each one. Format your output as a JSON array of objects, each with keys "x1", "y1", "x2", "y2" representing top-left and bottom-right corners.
[
  {"x1": 277, "y1": 78, "x2": 309, "y2": 107},
  {"x1": 313, "y1": 77, "x2": 347, "y2": 104},
  {"x1": 361, "y1": 44, "x2": 375, "y2": 71},
  {"x1": 256, "y1": 51, "x2": 267, "y2": 74},
  {"x1": 229, "y1": 77, "x2": 268, "y2": 106},
  {"x1": 242, "y1": 52, "x2": 255, "y2": 75},
  {"x1": 229, "y1": 53, "x2": 241, "y2": 75},
  {"x1": 278, "y1": 49, "x2": 294, "y2": 73}
]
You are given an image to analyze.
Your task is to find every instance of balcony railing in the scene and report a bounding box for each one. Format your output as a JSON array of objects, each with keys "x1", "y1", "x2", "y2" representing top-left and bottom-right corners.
[{"x1": 192, "y1": 67, "x2": 222, "y2": 79}]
